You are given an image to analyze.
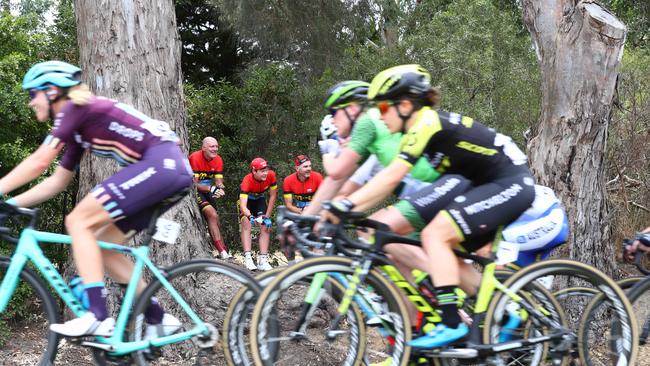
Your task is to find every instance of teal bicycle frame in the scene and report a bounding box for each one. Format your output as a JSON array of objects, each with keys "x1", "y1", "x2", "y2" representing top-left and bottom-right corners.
[{"x1": 0, "y1": 227, "x2": 209, "y2": 356}]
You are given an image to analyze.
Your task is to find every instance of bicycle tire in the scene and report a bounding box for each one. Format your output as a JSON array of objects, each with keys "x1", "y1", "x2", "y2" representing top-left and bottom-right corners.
[
  {"x1": 554, "y1": 276, "x2": 642, "y2": 301},
  {"x1": 0, "y1": 258, "x2": 61, "y2": 366},
  {"x1": 484, "y1": 269, "x2": 569, "y2": 366},
  {"x1": 223, "y1": 268, "x2": 282, "y2": 366},
  {"x1": 619, "y1": 276, "x2": 650, "y2": 357},
  {"x1": 250, "y1": 256, "x2": 413, "y2": 366},
  {"x1": 127, "y1": 259, "x2": 262, "y2": 365},
  {"x1": 498, "y1": 259, "x2": 638, "y2": 366}
]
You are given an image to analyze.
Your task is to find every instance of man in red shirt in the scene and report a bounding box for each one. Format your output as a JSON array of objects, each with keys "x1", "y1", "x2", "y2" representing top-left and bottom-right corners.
[
  {"x1": 188, "y1": 137, "x2": 230, "y2": 259},
  {"x1": 239, "y1": 157, "x2": 277, "y2": 271},
  {"x1": 283, "y1": 154, "x2": 323, "y2": 213}
]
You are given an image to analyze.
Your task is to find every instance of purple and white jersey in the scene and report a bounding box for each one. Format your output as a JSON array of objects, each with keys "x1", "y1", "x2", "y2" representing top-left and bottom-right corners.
[{"x1": 46, "y1": 97, "x2": 179, "y2": 171}]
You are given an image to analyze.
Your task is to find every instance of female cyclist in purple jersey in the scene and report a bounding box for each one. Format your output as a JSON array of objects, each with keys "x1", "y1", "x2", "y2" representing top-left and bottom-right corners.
[{"x1": 0, "y1": 61, "x2": 192, "y2": 338}]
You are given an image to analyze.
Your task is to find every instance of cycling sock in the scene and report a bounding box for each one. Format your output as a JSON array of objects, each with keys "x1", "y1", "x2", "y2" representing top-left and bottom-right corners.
[
  {"x1": 144, "y1": 296, "x2": 164, "y2": 324},
  {"x1": 244, "y1": 251, "x2": 252, "y2": 258},
  {"x1": 85, "y1": 282, "x2": 108, "y2": 321},
  {"x1": 435, "y1": 285, "x2": 462, "y2": 328},
  {"x1": 213, "y1": 239, "x2": 226, "y2": 252}
]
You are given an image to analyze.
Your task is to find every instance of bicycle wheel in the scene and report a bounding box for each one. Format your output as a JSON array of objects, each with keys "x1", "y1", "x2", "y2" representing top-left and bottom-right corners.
[
  {"x1": 223, "y1": 268, "x2": 282, "y2": 366},
  {"x1": 0, "y1": 258, "x2": 61, "y2": 366},
  {"x1": 484, "y1": 271, "x2": 569, "y2": 366},
  {"x1": 128, "y1": 259, "x2": 261, "y2": 365},
  {"x1": 620, "y1": 277, "x2": 650, "y2": 363},
  {"x1": 499, "y1": 259, "x2": 638, "y2": 366},
  {"x1": 250, "y1": 256, "x2": 413, "y2": 366}
]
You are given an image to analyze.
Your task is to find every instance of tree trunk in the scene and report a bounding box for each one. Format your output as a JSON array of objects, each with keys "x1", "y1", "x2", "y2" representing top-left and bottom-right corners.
[
  {"x1": 73, "y1": 0, "x2": 210, "y2": 271},
  {"x1": 522, "y1": 0, "x2": 626, "y2": 277}
]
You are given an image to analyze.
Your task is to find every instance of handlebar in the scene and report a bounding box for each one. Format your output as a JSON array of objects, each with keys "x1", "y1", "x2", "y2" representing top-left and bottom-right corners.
[
  {"x1": 0, "y1": 202, "x2": 40, "y2": 244},
  {"x1": 623, "y1": 234, "x2": 650, "y2": 276}
]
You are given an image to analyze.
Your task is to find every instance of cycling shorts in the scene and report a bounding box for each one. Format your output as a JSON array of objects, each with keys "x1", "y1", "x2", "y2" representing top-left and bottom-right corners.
[
  {"x1": 238, "y1": 197, "x2": 267, "y2": 218},
  {"x1": 90, "y1": 142, "x2": 193, "y2": 234}
]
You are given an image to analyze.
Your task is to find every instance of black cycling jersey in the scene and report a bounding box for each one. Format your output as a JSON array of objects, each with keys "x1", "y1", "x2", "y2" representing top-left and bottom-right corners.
[{"x1": 396, "y1": 107, "x2": 528, "y2": 184}]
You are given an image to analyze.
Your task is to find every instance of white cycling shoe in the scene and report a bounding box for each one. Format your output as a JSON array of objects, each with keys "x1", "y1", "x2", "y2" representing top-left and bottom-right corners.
[
  {"x1": 144, "y1": 313, "x2": 182, "y2": 341},
  {"x1": 50, "y1": 312, "x2": 115, "y2": 337}
]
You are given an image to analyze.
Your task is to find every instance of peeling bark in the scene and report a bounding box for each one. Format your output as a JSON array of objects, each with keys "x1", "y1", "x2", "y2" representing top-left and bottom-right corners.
[
  {"x1": 74, "y1": 0, "x2": 210, "y2": 267},
  {"x1": 523, "y1": 0, "x2": 626, "y2": 276}
]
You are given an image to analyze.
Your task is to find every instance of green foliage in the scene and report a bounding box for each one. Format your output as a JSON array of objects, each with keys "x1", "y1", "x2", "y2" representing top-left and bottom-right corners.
[
  {"x1": 186, "y1": 63, "x2": 324, "y2": 247},
  {"x1": 175, "y1": 0, "x2": 244, "y2": 85},
  {"x1": 607, "y1": 48, "x2": 650, "y2": 241}
]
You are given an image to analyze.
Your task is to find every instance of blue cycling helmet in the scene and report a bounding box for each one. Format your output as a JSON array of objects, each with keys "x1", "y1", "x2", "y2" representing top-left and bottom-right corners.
[{"x1": 22, "y1": 61, "x2": 81, "y2": 90}]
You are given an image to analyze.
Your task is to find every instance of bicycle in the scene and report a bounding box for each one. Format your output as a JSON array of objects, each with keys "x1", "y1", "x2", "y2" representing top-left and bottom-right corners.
[
  {"x1": 0, "y1": 199, "x2": 261, "y2": 365},
  {"x1": 248, "y1": 209, "x2": 613, "y2": 366},
  {"x1": 224, "y1": 208, "x2": 381, "y2": 366}
]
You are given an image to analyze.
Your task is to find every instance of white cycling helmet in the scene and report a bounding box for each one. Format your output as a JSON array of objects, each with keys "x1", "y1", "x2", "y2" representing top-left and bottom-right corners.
[{"x1": 320, "y1": 114, "x2": 337, "y2": 140}]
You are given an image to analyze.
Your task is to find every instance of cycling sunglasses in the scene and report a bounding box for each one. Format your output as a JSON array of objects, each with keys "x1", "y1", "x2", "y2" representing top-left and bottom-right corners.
[
  {"x1": 376, "y1": 100, "x2": 396, "y2": 115},
  {"x1": 28, "y1": 86, "x2": 50, "y2": 99}
]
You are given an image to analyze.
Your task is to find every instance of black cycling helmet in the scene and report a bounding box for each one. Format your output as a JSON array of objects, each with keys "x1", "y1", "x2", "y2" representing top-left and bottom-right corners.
[
  {"x1": 367, "y1": 64, "x2": 431, "y2": 102},
  {"x1": 324, "y1": 80, "x2": 369, "y2": 109}
]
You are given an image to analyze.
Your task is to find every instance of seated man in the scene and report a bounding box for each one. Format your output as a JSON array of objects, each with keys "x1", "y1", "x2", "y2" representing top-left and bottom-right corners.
[
  {"x1": 188, "y1": 137, "x2": 230, "y2": 259},
  {"x1": 239, "y1": 158, "x2": 277, "y2": 271},
  {"x1": 283, "y1": 155, "x2": 323, "y2": 213}
]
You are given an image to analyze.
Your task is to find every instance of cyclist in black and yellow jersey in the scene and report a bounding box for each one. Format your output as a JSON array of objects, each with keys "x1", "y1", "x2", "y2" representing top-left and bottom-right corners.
[{"x1": 324, "y1": 64, "x2": 535, "y2": 348}]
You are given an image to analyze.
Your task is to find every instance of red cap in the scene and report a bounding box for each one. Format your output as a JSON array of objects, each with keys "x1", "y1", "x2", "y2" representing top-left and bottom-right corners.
[
  {"x1": 250, "y1": 157, "x2": 268, "y2": 170},
  {"x1": 295, "y1": 154, "x2": 310, "y2": 167}
]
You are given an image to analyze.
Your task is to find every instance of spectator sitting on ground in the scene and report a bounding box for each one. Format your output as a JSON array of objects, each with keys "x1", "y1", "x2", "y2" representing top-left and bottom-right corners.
[{"x1": 188, "y1": 136, "x2": 231, "y2": 259}]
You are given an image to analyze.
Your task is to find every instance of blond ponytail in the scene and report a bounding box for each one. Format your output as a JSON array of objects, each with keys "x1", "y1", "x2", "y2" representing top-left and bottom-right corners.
[{"x1": 67, "y1": 83, "x2": 94, "y2": 106}]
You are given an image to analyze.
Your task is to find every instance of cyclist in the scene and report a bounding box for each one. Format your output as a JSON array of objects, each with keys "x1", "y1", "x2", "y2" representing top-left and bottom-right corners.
[
  {"x1": 324, "y1": 64, "x2": 535, "y2": 348},
  {"x1": 283, "y1": 154, "x2": 323, "y2": 213},
  {"x1": 499, "y1": 184, "x2": 569, "y2": 267},
  {"x1": 188, "y1": 136, "x2": 231, "y2": 259},
  {"x1": 304, "y1": 80, "x2": 439, "y2": 217},
  {"x1": 239, "y1": 157, "x2": 277, "y2": 271},
  {"x1": 0, "y1": 61, "x2": 191, "y2": 337}
]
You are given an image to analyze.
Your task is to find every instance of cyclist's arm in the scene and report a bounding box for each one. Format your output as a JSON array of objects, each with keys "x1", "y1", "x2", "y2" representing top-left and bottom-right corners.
[
  {"x1": 0, "y1": 142, "x2": 63, "y2": 195},
  {"x1": 283, "y1": 193, "x2": 301, "y2": 214},
  {"x1": 347, "y1": 159, "x2": 411, "y2": 211},
  {"x1": 323, "y1": 147, "x2": 361, "y2": 180},
  {"x1": 337, "y1": 180, "x2": 362, "y2": 198},
  {"x1": 266, "y1": 187, "x2": 277, "y2": 218},
  {"x1": 302, "y1": 175, "x2": 350, "y2": 215},
  {"x1": 12, "y1": 166, "x2": 74, "y2": 207}
]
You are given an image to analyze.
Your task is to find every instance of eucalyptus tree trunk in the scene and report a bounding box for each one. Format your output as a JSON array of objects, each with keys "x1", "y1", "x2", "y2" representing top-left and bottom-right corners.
[
  {"x1": 522, "y1": 0, "x2": 626, "y2": 276},
  {"x1": 73, "y1": 0, "x2": 210, "y2": 274}
]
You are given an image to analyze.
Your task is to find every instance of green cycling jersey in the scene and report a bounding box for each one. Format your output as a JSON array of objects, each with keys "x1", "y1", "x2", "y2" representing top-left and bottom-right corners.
[{"x1": 347, "y1": 109, "x2": 440, "y2": 184}]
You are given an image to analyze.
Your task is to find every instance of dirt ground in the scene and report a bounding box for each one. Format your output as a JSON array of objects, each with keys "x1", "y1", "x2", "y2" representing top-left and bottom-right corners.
[{"x1": 3, "y1": 259, "x2": 650, "y2": 365}]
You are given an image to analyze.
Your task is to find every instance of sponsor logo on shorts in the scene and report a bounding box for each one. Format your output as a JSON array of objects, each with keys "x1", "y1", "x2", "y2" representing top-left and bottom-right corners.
[
  {"x1": 413, "y1": 178, "x2": 462, "y2": 207},
  {"x1": 449, "y1": 209, "x2": 472, "y2": 235},
  {"x1": 463, "y1": 184, "x2": 523, "y2": 215},
  {"x1": 119, "y1": 167, "x2": 157, "y2": 191},
  {"x1": 109, "y1": 121, "x2": 144, "y2": 141},
  {"x1": 517, "y1": 219, "x2": 559, "y2": 243},
  {"x1": 108, "y1": 183, "x2": 126, "y2": 200}
]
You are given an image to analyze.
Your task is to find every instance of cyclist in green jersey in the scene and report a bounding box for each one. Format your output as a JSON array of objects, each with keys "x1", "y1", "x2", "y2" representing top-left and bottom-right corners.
[{"x1": 304, "y1": 80, "x2": 458, "y2": 280}]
